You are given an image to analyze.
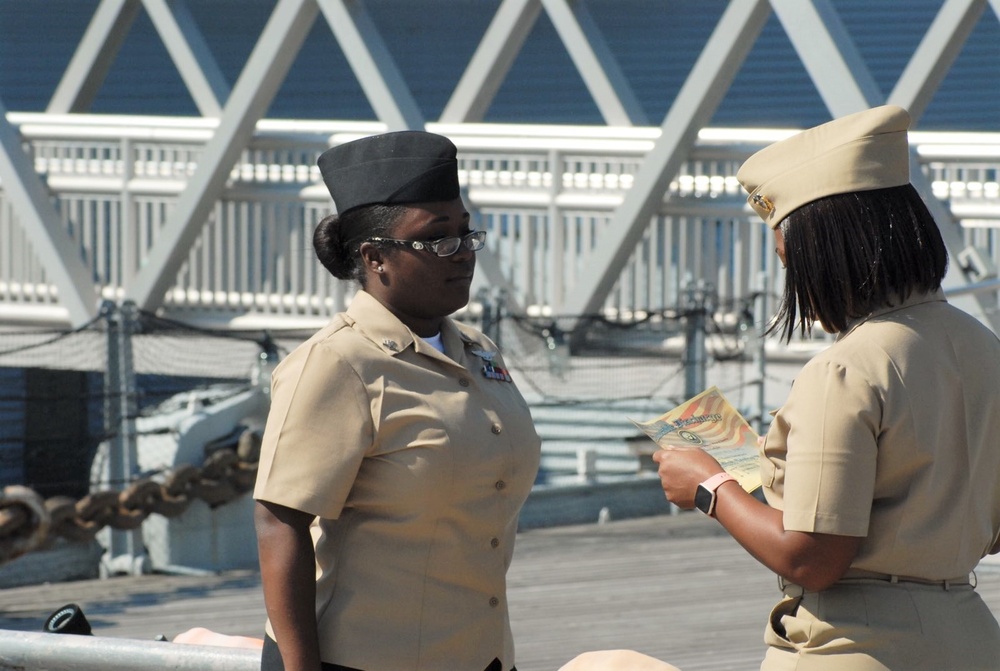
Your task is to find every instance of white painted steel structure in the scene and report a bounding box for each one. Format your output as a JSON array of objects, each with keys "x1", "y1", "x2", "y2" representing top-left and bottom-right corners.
[{"x1": 0, "y1": 0, "x2": 998, "y2": 334}]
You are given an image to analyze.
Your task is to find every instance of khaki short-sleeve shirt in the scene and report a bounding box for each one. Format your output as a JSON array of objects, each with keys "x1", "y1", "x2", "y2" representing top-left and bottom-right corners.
[
  {"x1": 761, "y1": 290, "x2": 1000, "y2": 578},
  {"x1": 254, "y1": 291, "x2": 541, "y2": 671}
]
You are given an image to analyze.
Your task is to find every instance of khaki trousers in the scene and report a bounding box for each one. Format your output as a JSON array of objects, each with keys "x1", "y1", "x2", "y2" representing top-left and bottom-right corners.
[{"x1": 762, "y1": 579, "x2": 1000, "y2": 670}]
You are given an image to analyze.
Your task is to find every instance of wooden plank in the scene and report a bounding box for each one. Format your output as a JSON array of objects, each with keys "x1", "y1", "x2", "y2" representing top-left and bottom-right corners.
[{"x1": 0, "y1": 513, "x2": 998, "y2": 671}]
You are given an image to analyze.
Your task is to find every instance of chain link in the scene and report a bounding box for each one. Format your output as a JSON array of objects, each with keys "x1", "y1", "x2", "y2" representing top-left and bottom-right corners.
[{"x1": 0, "y1": 428, "x2": 262, "y2": 565}]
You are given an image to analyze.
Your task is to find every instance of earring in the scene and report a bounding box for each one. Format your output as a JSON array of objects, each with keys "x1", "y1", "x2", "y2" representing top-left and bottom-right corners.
[{"x1": 377, "y1": 265, "x2": 384, "y2": 273}]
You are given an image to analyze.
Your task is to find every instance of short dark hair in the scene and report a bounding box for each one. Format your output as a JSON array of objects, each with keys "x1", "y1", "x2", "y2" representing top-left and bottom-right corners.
[
  {"x1": 313, "y1": 204, "x2": 407, "y2": 287},
  {"x1": 768, "y1": 184, "x2": 948, "y2": 341}
]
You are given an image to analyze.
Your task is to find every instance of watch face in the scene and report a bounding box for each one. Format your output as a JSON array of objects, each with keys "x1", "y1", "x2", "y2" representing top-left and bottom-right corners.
[{"x1": 694, "y1": 484, "x2": 713, "y2": 515}]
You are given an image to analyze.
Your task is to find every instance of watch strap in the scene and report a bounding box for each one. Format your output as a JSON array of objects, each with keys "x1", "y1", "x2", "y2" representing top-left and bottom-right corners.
[{"x1": 695, "y1": 472, "x2": 738, "y2": 517}]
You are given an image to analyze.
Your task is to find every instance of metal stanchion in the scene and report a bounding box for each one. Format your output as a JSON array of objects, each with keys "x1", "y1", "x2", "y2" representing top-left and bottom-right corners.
[{"x1": 99, "y1": 300, "x2": 149, "y2": 577}]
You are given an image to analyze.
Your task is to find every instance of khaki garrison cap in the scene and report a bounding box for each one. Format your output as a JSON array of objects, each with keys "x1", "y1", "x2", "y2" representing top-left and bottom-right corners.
[{"x1": 736, "y1": 105, "x2": 912, "y2": 228}]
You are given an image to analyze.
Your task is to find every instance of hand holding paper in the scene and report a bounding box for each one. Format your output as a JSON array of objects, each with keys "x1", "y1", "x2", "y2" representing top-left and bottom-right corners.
[
  {"x1": 631, "y1": 386, "x2": 762, "y2": 493},
  {"x1": 651, "y1": 446, "x2": 727, "y2": 509}
]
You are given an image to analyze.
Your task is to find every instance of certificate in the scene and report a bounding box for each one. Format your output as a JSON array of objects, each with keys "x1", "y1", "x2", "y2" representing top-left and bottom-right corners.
[{"x1": 631, "y1": 386, "x2": 761, "y2": 492}]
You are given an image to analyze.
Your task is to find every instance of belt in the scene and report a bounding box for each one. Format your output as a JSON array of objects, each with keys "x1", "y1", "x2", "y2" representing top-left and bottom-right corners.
[{"x1": 778, "y1": 569, "x2": 976, "y2": 596}]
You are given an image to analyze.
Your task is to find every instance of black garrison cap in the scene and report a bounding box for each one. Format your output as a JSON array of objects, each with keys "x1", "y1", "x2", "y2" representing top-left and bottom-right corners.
[{"x1": 317, "y1": 131, "x2": 460, "y2": 214}]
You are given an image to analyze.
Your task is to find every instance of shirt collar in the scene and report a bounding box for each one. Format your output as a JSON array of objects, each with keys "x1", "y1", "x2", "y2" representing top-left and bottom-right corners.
[
  {"x1": 838, "y1": 288, "x2": 946, "y2": 341},
  {"x1": 344, "y1": 291, "x2": 480, "y2": 365},
  {"x1": 345, "y1": 290, "x2": 417, "y2": 356}
]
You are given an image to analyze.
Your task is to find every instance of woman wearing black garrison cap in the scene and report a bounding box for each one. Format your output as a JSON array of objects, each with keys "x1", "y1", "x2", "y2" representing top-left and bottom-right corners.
[{"x1": 253, "y1": 131, "x2": 540, "y2": 671}]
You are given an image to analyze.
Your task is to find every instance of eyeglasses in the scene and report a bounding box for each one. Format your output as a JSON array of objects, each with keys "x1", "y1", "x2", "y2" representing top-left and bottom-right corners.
[{"x1": 368, "y1": 230, "x2": 487, "y2": 258}]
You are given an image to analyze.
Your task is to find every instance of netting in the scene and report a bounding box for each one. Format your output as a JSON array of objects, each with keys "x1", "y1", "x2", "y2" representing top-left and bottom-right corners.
[
  {"x1": 0, "y1": 296, "x2": 778, "y2": 499},
  {"x1": 481, "y1": 291, "x2": 770, "y2": 411}
]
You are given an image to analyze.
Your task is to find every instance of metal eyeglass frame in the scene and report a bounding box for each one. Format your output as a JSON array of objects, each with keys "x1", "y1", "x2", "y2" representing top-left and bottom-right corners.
[{"x1": 367, "y1": 230, "x2": 487, "y2": 257}]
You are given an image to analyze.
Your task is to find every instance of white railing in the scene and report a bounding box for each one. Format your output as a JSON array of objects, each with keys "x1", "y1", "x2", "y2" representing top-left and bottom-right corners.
[
  {"x1": 0, "y1": 629, "x2": 258, "y2": 671},
  {"x1": 2, "y1": 113, "x2": 999, "y2": 331}
]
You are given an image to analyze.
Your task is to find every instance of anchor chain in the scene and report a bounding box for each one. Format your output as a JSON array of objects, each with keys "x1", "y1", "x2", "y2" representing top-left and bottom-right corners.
[{"x1": 0, "y1": 428, "x2": 262, "y2": 566}]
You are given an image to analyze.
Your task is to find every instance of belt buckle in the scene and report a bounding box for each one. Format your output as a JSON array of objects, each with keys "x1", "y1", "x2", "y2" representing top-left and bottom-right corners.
[{"x1": 776, "y1": 575, "x2": 804, "y2": 597}]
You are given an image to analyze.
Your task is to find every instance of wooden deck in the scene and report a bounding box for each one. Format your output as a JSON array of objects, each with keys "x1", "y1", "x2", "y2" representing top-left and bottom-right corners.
[{"x1": 1, "y1": 513, "x2": 999, "y2": 671}]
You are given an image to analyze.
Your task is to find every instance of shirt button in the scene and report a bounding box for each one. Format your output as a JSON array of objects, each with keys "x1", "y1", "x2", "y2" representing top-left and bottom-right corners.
[
  {"x1": 459, "y1": 378, "x2": 470, "y2": 387},
  {"x1": 489, "y1": 597, "x2": 500, "y2": 608},
  {"x1": 491, "y1": 424, "x2": 502, "y2": 434},
  {"x1": 490, "y1": 537, "x2": 500, "y2": 549},
  {"x1": 495, "y1": 480, "x2": 506, "y2": 490}
]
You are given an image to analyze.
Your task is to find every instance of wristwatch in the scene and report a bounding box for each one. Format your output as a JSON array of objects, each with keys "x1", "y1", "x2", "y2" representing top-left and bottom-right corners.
[{"x1": 694, "y1": 472, "x2": 737, "y2": 517}]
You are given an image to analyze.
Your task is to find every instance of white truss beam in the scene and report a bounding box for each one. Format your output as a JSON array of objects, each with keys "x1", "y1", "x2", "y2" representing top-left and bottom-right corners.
[
  {"x1": 442, "y1": 0, "x2": 642, "y2": 125},
  {"x1": 467, "y1": 201, "x2": 520, "y2": 310},
  {"x1": 48, "y1": 0, "x2": 231, "y2": 117},
  {"x1": 561, "y1": 0, "x2": 772, "y2": 319},
  {"x1": 47, "y1": 0, "x2": 142, "y2": 113},
  {"x1": 889, "y1": 0, "x2": 985, "y2": 119},
  {"x1": 769, "y1": 0, "x2": 882, "y2": 117},
  {"x1": 539, "y1": 0, "x2": 647, "y2": 126},
  {"x1": 142, "y1": 0, "x2": 230, "y2": 117},
  {"x1": 128, "y1": 0, "x2": 320, "y2": 310},
  {"x1": 316, "y1": 0, "x2": 424, "y2": 131},
  {"x1": 6, "y1": 0, "x2": 999, "y2": 326},
  {"x1": 0, "y1": 101, "x2": 98, "y2": 324},
  {"x1": 440, "y1": 0, "x2": 543, "y2": 123}
]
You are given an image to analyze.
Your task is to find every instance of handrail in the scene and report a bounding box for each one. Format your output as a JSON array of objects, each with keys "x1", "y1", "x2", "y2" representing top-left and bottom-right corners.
[
  {"x1": 1, "y1": 112, "x2": 998, "y2": 331},
  {"x1": 0, "y1": 629, "x2": 259, "y2": 671},
  {"x1": 11, "y1": 111, "x2": 1000, "y2": 150}
]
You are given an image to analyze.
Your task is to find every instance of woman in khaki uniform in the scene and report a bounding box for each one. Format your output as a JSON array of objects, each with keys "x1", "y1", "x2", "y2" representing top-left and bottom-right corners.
[
  {"x1": 563, "y1": 106, "x2": 1000, "y2": 670},
  {"x1": 254, "y1": 131, "x2": 541, "y2": 671}
]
